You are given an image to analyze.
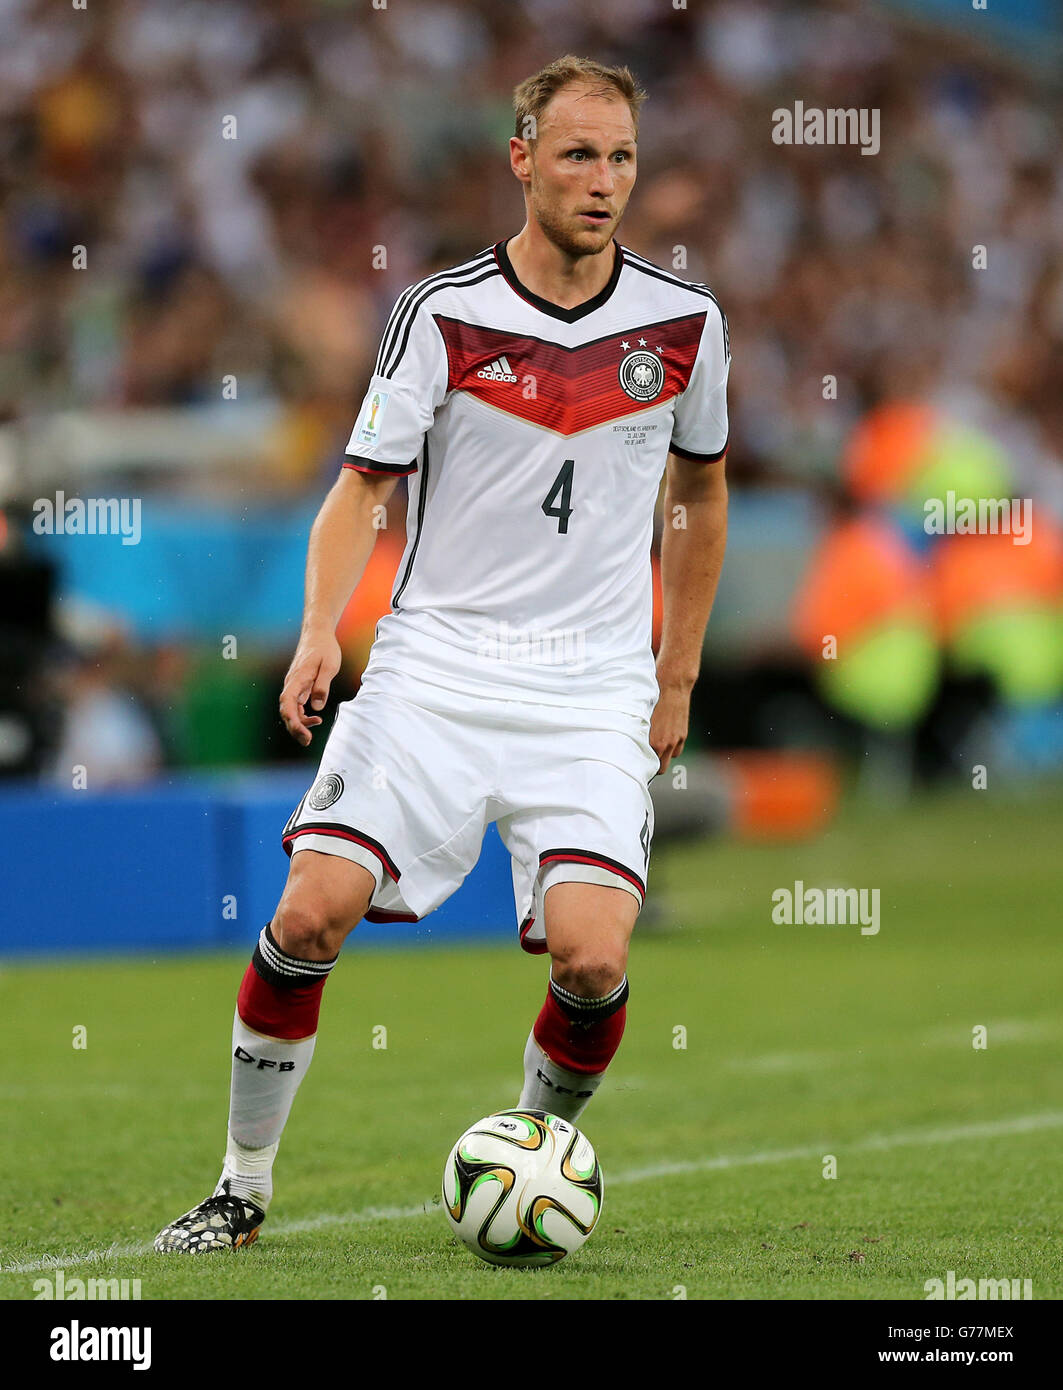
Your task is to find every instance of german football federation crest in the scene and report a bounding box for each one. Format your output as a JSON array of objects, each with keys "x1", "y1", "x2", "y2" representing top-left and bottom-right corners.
[
  {"x1": 307, "y1": 773, "x2": 344, "y2": 811},
  {"x1": 618, "y1": 349, "x2": 665, "y2": 402}
]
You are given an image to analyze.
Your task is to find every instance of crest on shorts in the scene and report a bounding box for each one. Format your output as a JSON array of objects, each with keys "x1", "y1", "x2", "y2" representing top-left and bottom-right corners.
[
  {"x1": 308, "y1": 773, "x2": 344, "y2": 811},
  {"x1": 618, "y1": 349, "x2": 665, "y2": 402}
]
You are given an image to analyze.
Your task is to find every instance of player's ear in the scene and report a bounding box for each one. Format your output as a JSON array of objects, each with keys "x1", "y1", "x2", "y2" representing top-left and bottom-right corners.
[{"x1": 509, "y1": 136, "x2": 532, "y2": 185}]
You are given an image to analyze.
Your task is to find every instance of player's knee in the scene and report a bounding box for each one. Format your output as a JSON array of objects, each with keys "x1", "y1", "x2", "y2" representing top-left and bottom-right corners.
[
  {"x1": 550, "y1": 952, "x2": 626, "y2": 999},
  {"x1": 272, "y1": 899, "x2": 352, "y2": 960},
  {"x1": 273, "y1": 852, "x2": 374, "y2": 957}
]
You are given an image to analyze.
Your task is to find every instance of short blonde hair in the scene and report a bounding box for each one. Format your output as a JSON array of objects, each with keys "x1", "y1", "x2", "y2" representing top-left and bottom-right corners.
[{"x1": 513, "y1": 55, "x2": 647, "y2": 143}]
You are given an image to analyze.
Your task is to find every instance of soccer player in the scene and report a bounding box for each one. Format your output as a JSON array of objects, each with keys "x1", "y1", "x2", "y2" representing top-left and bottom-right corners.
[{"x1": 155, "y1": 55, "x2": 730, "y2": 1253}]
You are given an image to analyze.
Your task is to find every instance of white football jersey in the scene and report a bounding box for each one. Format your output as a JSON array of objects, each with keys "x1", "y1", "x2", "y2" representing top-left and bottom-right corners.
[{"x1": 344, "y1": 237, "x2": 730, "y2": 722}]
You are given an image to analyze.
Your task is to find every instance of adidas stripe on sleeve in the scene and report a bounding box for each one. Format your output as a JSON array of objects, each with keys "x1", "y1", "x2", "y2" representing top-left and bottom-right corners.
[{"x1": 668, "y1": 295, "x2": 730, "y2": 463}]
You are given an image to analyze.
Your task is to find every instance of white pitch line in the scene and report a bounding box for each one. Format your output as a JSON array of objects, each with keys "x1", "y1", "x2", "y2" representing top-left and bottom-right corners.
[
  {"x1": 0, "y1": 1204, "x2": 433, "y2": 1276},
  {"x1": 4, "y1": 1110, "x2": 1061, "y2": 1276},
  {"x1": 615, "y1": 1109, "x2": 1063, "y2": 1182},
  {"x1": 726, "y1": 1018, "x2": 1062, "y2": 1075}
]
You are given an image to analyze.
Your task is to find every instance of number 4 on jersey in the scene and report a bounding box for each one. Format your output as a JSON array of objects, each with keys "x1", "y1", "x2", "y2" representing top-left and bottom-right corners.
[{"x1": 541, "y1": 458, "x2": 575, "y2": 534}]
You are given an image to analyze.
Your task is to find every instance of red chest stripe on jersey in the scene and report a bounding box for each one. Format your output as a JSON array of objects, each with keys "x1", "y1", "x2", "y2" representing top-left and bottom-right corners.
[{"x1": 434, "y1": 313, "x2": 706, "y2": 435}]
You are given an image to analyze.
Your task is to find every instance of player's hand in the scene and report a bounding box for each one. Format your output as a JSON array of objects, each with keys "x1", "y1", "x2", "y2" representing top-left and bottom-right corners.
[
  {"x1": 279, "y1": 633, "x2": 342, "y2": 746},
  {"x1": 649, "y1": 678, "x2": 693, "y2": 775}
]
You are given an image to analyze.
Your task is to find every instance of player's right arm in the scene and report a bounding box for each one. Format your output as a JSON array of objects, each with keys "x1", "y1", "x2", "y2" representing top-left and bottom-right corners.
[
  {"x1": 280, "y1": 288, "x2": 449, "y2": 744},
  {"x1": 279, "y1": 469, "x2": 400, "y2": 746}
]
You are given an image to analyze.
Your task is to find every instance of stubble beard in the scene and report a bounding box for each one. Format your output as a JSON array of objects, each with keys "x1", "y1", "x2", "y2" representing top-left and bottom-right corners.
[{"x1": 530, "y1": 187, "x2": 618, "y2": 262}]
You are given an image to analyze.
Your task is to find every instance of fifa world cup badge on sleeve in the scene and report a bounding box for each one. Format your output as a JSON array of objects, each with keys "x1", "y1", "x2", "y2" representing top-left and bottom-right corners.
[{"x1": 356, "y1": 390, "x2": 390, "y2": 446}]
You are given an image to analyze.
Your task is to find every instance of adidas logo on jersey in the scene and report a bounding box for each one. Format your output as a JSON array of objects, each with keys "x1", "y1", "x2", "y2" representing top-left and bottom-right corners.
[{"x1": 476, "y1": 355, "x2": 518, "y2": 383}]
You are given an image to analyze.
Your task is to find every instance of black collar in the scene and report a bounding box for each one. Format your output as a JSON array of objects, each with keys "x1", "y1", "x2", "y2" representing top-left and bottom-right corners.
[{"x1": 494, "y1": 236, "x2": 624, "y2": 322}]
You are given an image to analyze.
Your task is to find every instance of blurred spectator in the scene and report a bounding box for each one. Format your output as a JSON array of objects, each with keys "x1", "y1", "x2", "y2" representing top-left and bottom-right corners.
[
  {"x1": 2, "y1": 0, "x2": 1061, "y2": 782},
  {"x1": 0, "y1": 0, "x2": 1058, "y2": 486},
  {"x1": 48, "y1": 630, "x2": 164, "y2": 787}
]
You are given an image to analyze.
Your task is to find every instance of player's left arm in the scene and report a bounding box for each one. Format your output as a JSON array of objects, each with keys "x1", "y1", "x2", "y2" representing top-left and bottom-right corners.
[{"x1": 651, "y1": 450, "x2": 728, "y2": 774}]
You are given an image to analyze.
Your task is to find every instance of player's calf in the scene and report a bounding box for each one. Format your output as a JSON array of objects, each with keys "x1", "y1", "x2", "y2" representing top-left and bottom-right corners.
[
  {"x1": 154, "y1": 855, "x2": 372, "y2": 1253},
  {"x1": 518, "y1": 882, "x2": 636, "y2": 1123},
  {"x1": 518, "y1": 969, "x2": 630, "y2": 1120},
  {"x1": 221, "y1": 861, "x2": 372, "y2": 1198}
]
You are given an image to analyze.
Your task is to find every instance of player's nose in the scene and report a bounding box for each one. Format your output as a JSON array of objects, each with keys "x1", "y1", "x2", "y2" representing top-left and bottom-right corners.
[{"x1": 587, "y1": 159, "x2": 616, "y2": 194}]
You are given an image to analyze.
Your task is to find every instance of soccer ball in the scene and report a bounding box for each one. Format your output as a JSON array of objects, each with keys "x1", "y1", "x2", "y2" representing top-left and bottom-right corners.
[{"x1": 442, "y1": 1109, "x2": 603, "y2": 1267}]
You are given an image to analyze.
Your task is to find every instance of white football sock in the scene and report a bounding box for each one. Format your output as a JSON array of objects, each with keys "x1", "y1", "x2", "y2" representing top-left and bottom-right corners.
[
  {"x1": 221, "y1": 1012, "x2": 318, "y2": 1209},
  {"x1": 518, "y1": 1030, "x2": 604, "y2": 1125},
  {"x1": 218, "y1": 1136, "x2": 279, "y2": 1211}
]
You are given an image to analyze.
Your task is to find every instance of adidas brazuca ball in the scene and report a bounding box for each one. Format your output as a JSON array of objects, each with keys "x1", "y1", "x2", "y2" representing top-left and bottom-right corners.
[{"x1": 442, "y1": 1109, "x2": 603, "y2": 1267}]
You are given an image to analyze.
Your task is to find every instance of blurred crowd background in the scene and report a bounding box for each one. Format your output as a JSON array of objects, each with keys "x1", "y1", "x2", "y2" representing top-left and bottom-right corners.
[{"x1": 2, "y1": 0, "x2": 1062, "y2": 823}]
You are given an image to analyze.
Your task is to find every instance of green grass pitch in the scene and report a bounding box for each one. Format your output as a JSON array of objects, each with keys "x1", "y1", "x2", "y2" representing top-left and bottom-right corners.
[{"x1": 2, "y1": 786, "x2": 1060, "y2": 1300}]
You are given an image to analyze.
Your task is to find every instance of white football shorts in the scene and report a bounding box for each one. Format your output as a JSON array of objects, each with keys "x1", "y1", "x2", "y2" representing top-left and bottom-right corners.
[{"x1": 282, "y1": 675, "x2": 660, "y2": 953}]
